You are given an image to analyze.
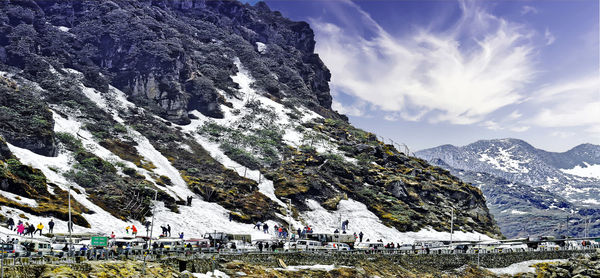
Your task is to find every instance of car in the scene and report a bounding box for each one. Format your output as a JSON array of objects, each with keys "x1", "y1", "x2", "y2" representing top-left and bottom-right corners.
[{"x1": 1, "y1": 242, "x2": 27, "y2": 257}]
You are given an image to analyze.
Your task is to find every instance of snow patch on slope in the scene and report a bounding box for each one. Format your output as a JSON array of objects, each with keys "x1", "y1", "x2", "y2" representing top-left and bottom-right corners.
[
  {"x1": 0, "y1": 190, "x2": 38, "y2": 207},
  {"x1": 301, "y1": 199, "x2": 492, "y2": 244},
  {"x1": 478, "y1": 147, "x2": 530, "y2": 174},
  {"x1": 75, "y1": 79, "x2": 190, "y2": 200},
  {"x1": 151, "y1": 201, "x2": 278, "y2": 241},
  {"x1": 561, "y1": 162, "x2": 600, "y2": 179},
  {"x1": 256, "y1": 42, "x2": 267, "y2": 54},
  {"x1": 176, "y1": 111, "x2": 285, "y2": 208},
  {"x1": 5, "y1": 143, "x2": 135, "y2": 235}
]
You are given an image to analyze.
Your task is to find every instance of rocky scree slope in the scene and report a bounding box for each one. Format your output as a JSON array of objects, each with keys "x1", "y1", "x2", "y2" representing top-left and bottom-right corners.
[
  {"x1": 418, "y1": 139, "x2": 600, "y2": 237},
  {"x1": 0, "y1": 0, "x2": 500, "y2": 238}
]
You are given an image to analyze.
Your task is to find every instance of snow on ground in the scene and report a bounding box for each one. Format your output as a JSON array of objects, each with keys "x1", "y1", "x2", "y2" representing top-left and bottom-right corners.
[
  {"x1": 52, "y1": 111, "x2": 151, "y2": 191},
  {"x1": 171, "y1": 57, "x2": 341, "y2": 206},
  {"x1": 53, "y1": 68, "x2": 287, "y2": 237},
  {"x1": 6, "y1": 135, "x2": 274, "y2": 239},
  {"x1": 485, "y1": 259, "x2": 566, "y2": 275},
  {"x1": 182, "y1": 121, "x2": 285, "y2": 208},
  {"x1": 581, "y1": 198, "x2": 600, "y2": 205},
  {"x1": 192, "y1": 270, "x2": 230, "y2": 278},
  {"x1": 478, "y1": 147, "x2": 530, "y2": 174},
  {"x1": 275, "y1": 265, "x2": 350, "y2": 272},
  {"x1": 301, "y1": 199, "x2": 493, "y2": 244},
  {"x1": 149, "y1": 200, "x2": 280, "y2": 240},
  {"x1": 0, "y1": 189, "x2": 38, "y2": 207},
  {"x1": 6, "y1": 142, "x2": 137, "y2": 235},
  {"x1": 510, "y1": 210, "x2": 528, "y2": 215},
  {"x1": 73, "y1": 77, "x2": 190, "y2": 200},
  {"x1": 132, "y1": 133, "x2": 190, "y2": 200},
  {"x1": 255, "y1": 42, "x2": 267, "y2": 54},
  {"x1": 561, "y1": 162, "x2": 600, "y2": 179}
]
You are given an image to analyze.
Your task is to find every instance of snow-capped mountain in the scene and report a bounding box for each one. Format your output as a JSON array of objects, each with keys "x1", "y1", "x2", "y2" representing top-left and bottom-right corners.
[
  {"x1": 417, "y1": 139, "x2": 600, "y2": 237},
  {"x1": 0, "y1": 0, "x2": 500, "y2": 243},
  {"x1": 417, "y1": 139, "x2": 600, "y2": 203}
]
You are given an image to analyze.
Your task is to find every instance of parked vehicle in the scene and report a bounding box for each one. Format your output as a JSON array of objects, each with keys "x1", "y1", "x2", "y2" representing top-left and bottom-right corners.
[
  {"x1": 1, "y1": 242, "x2": 27, "y2": 257},
  {"x1": 228, "y1": 240, "x2": 258, "y2": 252},
  {"x1": 494, "y1": 244, "x2": 527, "y2": 253},
  {"x1": 355, "y1": 242, "x2": 384, "y2": 251},
  {"x1": 185, "y1": 238, "x2": 211, "y2": 249},
  {"x1": 20, "y1": 239, "x2": 53, "y2": 255},
  {"x1": 153, "y1": 238, "x2": 184, "y2": 250},
  {"x1": 306, "y1": 233, "x2": 356, "y2": 248},
  {"x1": 324, "y1": 242, "x2": 351, "y2": 251},
  {"x1": 284, "y1": 240, "x2": 323, "y2": 251},
  {"x1": 538, "y1": 242, "x2": 560, "y2": 251}
]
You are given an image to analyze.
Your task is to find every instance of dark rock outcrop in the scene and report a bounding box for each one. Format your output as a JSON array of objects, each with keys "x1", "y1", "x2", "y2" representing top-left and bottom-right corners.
[
  {"x1": 0, "y1": 0, "x2": 338, "y2": 124},
  {"x1": 0, "y1": 76, "x2": 57, "y2": 156}
]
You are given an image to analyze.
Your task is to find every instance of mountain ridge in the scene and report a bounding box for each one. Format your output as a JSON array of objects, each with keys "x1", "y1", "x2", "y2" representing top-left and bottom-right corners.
[{"x1": 416, "y1": 138, "x2": 600, "y2": 237}]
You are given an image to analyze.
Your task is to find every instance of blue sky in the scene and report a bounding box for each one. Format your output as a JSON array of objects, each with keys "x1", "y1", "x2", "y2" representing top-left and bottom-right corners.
[{"x1": 246, "y1": 0, "x2": 599, "y2": 152}]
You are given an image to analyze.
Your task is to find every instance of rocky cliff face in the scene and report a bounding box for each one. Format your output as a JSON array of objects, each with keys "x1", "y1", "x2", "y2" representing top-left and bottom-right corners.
[
  {"x1": 0, "y1": 0, "x2": 500, "y2": 239},
  {"x1": 1, "y1": 0, "x2": 335, "y2": 125}
]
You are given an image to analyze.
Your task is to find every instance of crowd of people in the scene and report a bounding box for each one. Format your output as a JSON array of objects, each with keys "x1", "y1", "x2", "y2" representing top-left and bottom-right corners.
[
  {"x1": 4, "y1": 216, "x2": 372, "y2": 248},
  {"x1": 5, "y1": 217, "x2": 55, "y2": 237}
]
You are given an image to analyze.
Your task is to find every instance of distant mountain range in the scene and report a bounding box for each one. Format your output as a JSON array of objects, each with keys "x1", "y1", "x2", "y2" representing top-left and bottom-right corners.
[{"x1": 417, "y1": 139, "x2": 600, "y2": 238}]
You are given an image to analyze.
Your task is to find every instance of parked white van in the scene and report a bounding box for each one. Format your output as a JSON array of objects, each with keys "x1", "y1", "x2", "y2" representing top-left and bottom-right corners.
[
  {"x1": 284, "y1": 240, "x2": 322, "y2": 251},
  {"x1": 324, "y1": 242, "x2": 351, "y2": 251}
]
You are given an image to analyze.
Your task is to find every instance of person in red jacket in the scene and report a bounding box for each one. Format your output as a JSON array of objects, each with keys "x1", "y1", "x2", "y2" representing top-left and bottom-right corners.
[{"x1": 132, "y1": 225, "x2": 138, "y2": 236}]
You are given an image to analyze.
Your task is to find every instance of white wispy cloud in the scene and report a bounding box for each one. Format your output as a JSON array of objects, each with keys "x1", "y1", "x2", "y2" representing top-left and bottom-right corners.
[
  {"x1": 507, "y1": 110, "x2": 522, "y2": 120},
  {"x1": 551, "y1": 131, "x2": 576, "y2": 138},
  {"x1": 482, "y1": 120, "x2": 502, "y2": 131},
  {"x1": 521, "y1": 5, "x2": 538, "y2": 16},
  {"x1": 544, "y1": 28, "x2": 556, "y2": 45},
  {"x1": 528, "y1": 75, "x2": 600, "y2": 137},
  {"x1": 332, "y1": 100, "x2": 365, "y2": 117},
  {"x1": 510, "y1": 126, "x2": 530, "y2": 132},
  {"x1": 312, "y1": 0, "x2": 536, "y2": 125}
]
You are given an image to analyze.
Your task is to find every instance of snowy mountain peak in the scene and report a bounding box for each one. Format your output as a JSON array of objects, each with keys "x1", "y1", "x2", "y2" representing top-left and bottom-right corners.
[{"x1": 417, "y1": 139, "x2": 600, "y2": 237}]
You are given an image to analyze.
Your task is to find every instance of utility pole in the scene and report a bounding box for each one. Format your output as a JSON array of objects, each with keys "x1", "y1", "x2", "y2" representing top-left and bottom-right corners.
[
  {"x1": 144, "y1": 189, "x2": 158, "y2": 276},
  {"x1": 585, "y1": 217, "x2": 589, "y2": 238},
  {"x1": 68, "y1": 185, "x2": 73, "y2": 258},
  {"x1": 450, "y1": 208, "x2": 454, "y2": 245},
  {"x1": 477, "y1": 235, "x2": 480, "y2": 267},
  {"x1": 566, "y1": 216, "x2": 569, "y2": 237},
  {"x1": 287, "y1": 198, "x2": 292, "y2": 242},
  {"x1": 1, "y1": 238, "x2": 4, "y2": 278}
]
